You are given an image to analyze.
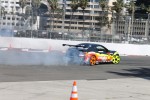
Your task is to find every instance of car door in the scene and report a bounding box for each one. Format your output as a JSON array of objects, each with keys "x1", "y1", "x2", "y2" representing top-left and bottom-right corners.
[{"x1": 95, "y1": 45, "x2": 111, "y2": 62}]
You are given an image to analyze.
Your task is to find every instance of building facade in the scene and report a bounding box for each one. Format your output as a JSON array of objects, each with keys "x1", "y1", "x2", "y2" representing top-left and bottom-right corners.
[{"x1": 0, "y1": 0, "x2": 149, "y2": 41}]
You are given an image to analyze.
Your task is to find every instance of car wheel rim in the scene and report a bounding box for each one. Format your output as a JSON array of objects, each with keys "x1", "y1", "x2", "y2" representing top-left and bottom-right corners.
[
  {"x1": 90, "y1": 56, "x2": 96, "y2": 65},
  {"x1": 112, "y1": 55, "x2": 120, "y2": 64}
]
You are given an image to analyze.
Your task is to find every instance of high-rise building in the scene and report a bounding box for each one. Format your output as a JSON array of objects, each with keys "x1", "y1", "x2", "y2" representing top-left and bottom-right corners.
[
  {"x1": 0, "y1": 0, "x2": 21, "y2": 35},
  {"x1": 46, "y1": 0, "x2": 116, "y2": 35},
  {"x1": 0, "y1": 0, "x2": 40, "y2": 36}
]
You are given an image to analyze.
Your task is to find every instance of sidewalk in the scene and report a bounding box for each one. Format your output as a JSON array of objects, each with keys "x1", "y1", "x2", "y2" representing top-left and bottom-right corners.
[{"x1": 0, "y1": 78, "x2": 150, "y2": 100}]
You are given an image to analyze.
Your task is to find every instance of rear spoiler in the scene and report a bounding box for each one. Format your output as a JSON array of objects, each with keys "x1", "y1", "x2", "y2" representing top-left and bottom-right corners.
[{"x1": 62, "y1": 44, "x2": 83, "y2": 47}]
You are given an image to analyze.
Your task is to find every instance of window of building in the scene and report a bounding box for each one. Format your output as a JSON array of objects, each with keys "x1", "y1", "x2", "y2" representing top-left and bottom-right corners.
[
  {"x1": 7, "y1": 23, "x2": 10, "y2": 25},
  {"x1": 11, "y1": 2, "x2": 14, "y2": 4},
  {"x1": 3, "y1": 17, "x2": 6, "y2": 20},
  {"x1": 7, "y1": 17, "x2": 10, "y2": 20},
  {"x1": 12, "y1": 23, "x2": 15, "y2": 25},
  {"x1": 3, "y1": 22, "x2": 6, "y2": 25},
  {"x1": 16, "y1": 18, "x2": 19, "y2": 20},
  {"x1": 96, "y1": 0, "x2": 99, "y2": 2},
  {"x1": 5, "y1": 1, "x2": 8, "y2": 3},
  {"x1": 12, "y1": 17, "x2": 15, "y2": 20},
  {"x1": 90, "y1": 5, "x2": 93, "y2": 8},
  {"x1": 94, "y1": 5, "x2": 99, "y2": 8},
  {"x1": 16, "y1": 23, "x2": 19, "y2": 26},
  {"x1": 89, "y1": 0, "x2": 94, "y2": 2}
]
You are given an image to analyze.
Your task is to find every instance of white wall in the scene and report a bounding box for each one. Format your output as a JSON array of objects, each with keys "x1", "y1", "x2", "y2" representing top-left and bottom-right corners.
[{"x1": 0, "y1": 37, "x2": 150, "y2": 56}]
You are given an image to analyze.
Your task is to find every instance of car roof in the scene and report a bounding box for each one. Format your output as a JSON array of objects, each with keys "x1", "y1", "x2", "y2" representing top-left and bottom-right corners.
[{"x1": 78, "y1": 43, "x2": 103, "y2": 46}]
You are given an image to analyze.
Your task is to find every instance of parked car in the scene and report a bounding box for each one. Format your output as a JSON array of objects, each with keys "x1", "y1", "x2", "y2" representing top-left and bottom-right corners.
[{"x1": 63, "y1": 43, "x2": 121, "y2": 66}]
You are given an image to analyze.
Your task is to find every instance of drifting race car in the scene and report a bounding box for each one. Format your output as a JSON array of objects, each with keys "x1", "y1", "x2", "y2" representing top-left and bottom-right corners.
[{"x1": 63, "y1": 43, "x2": 120, "y2": 66}]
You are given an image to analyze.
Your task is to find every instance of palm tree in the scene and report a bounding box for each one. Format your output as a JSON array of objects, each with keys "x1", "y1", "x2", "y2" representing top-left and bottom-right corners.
[
  {"x1": 19, "y1": 0, "x2": 27, "y2": 14},
  {"x1": 145, "y1": 5, "x2": 150, "y2": 37},
  {"x1": 31, "y1": 0, "x2": 41, "y2": 15},
  {"x1": 125, "y1": 1, "x2": 135, "y2": 39},
  {"x1": 54, "y1": 8, "x2": 63, "y2": 29},
  {"x1": 0, "y1": 6, "x2": 5, "y2": 35},
  {"x1": 98, "y1": 0, "x2": 109, "y2": 41},
  {"x1": 18, "y1": 0, "x2": 27, "y2": 36},
  {"x1": 0, "y1": 6, "x2": 5, "y2": 17},
  {"x1": 69, "y1": 0, "x2": 79, "y2": 32},
  {"x1": 125, "y1": 1, "x2": 135, "y2": 14},
  {"x1": 99, "y1": 0, "x2": 107, "y2": 11},
  {"x1": 111, "y1": 0, "x2": 124, "y2": 38},
  {"x1": 145, "y1": 5, "x2": 150, "y2": 15},
  {"x1": 47, "y1": 0, "x2": 59, "y2": 31},
  {"x1": 79, "y1": 0, "x2": 88, "y2": 38},
  {"x1": 31, "y1": 0, "x2": 41, "y2": 37}
]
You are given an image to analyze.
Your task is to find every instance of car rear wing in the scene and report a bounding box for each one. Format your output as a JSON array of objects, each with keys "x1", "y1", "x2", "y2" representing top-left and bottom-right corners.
[
  {"x1": 62, "y1": 44, "x2": 88, "y2": 51},
  {"x1": 62, "y1": 44, "x2": 83, "y2": 47}
]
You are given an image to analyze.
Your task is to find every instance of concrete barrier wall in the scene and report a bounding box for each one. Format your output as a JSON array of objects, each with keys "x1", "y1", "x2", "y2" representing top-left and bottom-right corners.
[{"x1": 0, "y1": 37, "x2": 150, "y2": 56}]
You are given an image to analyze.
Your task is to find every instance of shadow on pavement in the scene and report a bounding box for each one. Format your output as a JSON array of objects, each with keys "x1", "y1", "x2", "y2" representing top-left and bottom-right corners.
[{"x1": 107, "y1": 68, "x2": 150, "y2": 80}]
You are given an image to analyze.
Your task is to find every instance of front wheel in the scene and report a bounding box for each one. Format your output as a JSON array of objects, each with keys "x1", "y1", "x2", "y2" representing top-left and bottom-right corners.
[{"x1": 112, "y1": 55, "x2": 120, "y2": 64}]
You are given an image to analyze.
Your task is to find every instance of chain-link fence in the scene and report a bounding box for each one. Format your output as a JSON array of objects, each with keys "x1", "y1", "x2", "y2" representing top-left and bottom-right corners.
[{"x1": 1, "y1": 12, "x2": 150, "y2": 44}]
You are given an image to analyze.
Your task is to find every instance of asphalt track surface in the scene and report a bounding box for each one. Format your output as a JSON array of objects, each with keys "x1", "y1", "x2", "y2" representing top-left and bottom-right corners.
[{"x1": 0, "y1": 49, "x2": 150, "y2": 82}]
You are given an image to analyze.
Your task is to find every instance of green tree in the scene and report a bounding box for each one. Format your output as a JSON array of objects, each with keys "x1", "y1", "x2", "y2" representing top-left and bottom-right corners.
[
  {"x1": 31, "y1": 0, "x2": 41, "y2": 16},
  {"x1": 98, "y1": 0, "x2": 110, "y2": 41},
  {"x1": 69, "y1": 0, "x2": 79, "y2": 32},
  {"x1": 31, "y1": 0, "x2": 41, "y2": 36},
  {"x1": 0, "y1": 6, "x2": 5, "y2": 35},
  {"x1": 0, "y1": 6, "x2": 5, "y2": 16},
  {"x1": 47, "y1": 0, "x2": 59, "y2": 31},
  {"x1": 125, "y1": 1, "x2": 136, "y2": 40},
  {"x1": 146, "y1": 5, "x2": 150, "y2": 13},
  {"x1": 125, "y1": 1, "x2": 135, "y2": 14},
  {"x1": 79, "y1": 0, "x2": 88, "y2": 38}
]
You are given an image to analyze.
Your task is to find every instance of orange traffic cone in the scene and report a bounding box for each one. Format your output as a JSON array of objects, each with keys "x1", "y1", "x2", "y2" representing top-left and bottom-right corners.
[{"x1": 70, "y1": 81, "x2": 78, "y2": 100}]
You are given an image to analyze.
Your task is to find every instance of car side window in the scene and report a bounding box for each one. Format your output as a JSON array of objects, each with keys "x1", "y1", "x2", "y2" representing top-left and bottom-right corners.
[
  {"x1": 96, "y1": 46, "x2": 105, "y2": 51},
  {"x1": 96, "y1": 46, "x2": 106, "y2": 53},
  {"x1": 87, "y1": 46, "x2": 98, "y2": 52}
]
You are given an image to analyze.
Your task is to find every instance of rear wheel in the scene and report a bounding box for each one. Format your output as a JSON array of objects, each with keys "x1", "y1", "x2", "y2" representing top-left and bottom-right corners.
[
  {"x1": 89, "y1": 56, "x2": 96, "y2": 66},
  {"x1": 112, "y1": 55, "x2": 120, "y2": 64}
]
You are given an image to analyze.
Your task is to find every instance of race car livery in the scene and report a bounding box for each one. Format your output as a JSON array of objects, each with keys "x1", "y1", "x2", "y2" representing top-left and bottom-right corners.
[{"x1": 63, "y1": 43, "x2": 120, "y2": 66}]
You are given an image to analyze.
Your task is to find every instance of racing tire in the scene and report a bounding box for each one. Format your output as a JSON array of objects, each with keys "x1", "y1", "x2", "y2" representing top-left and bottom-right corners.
[
  {"x1": 112, "y1": 55, "x2": 120, "y2": 64},
  {"x1": 89, "y1": 55, "x2": 96, "y2": 66}
]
